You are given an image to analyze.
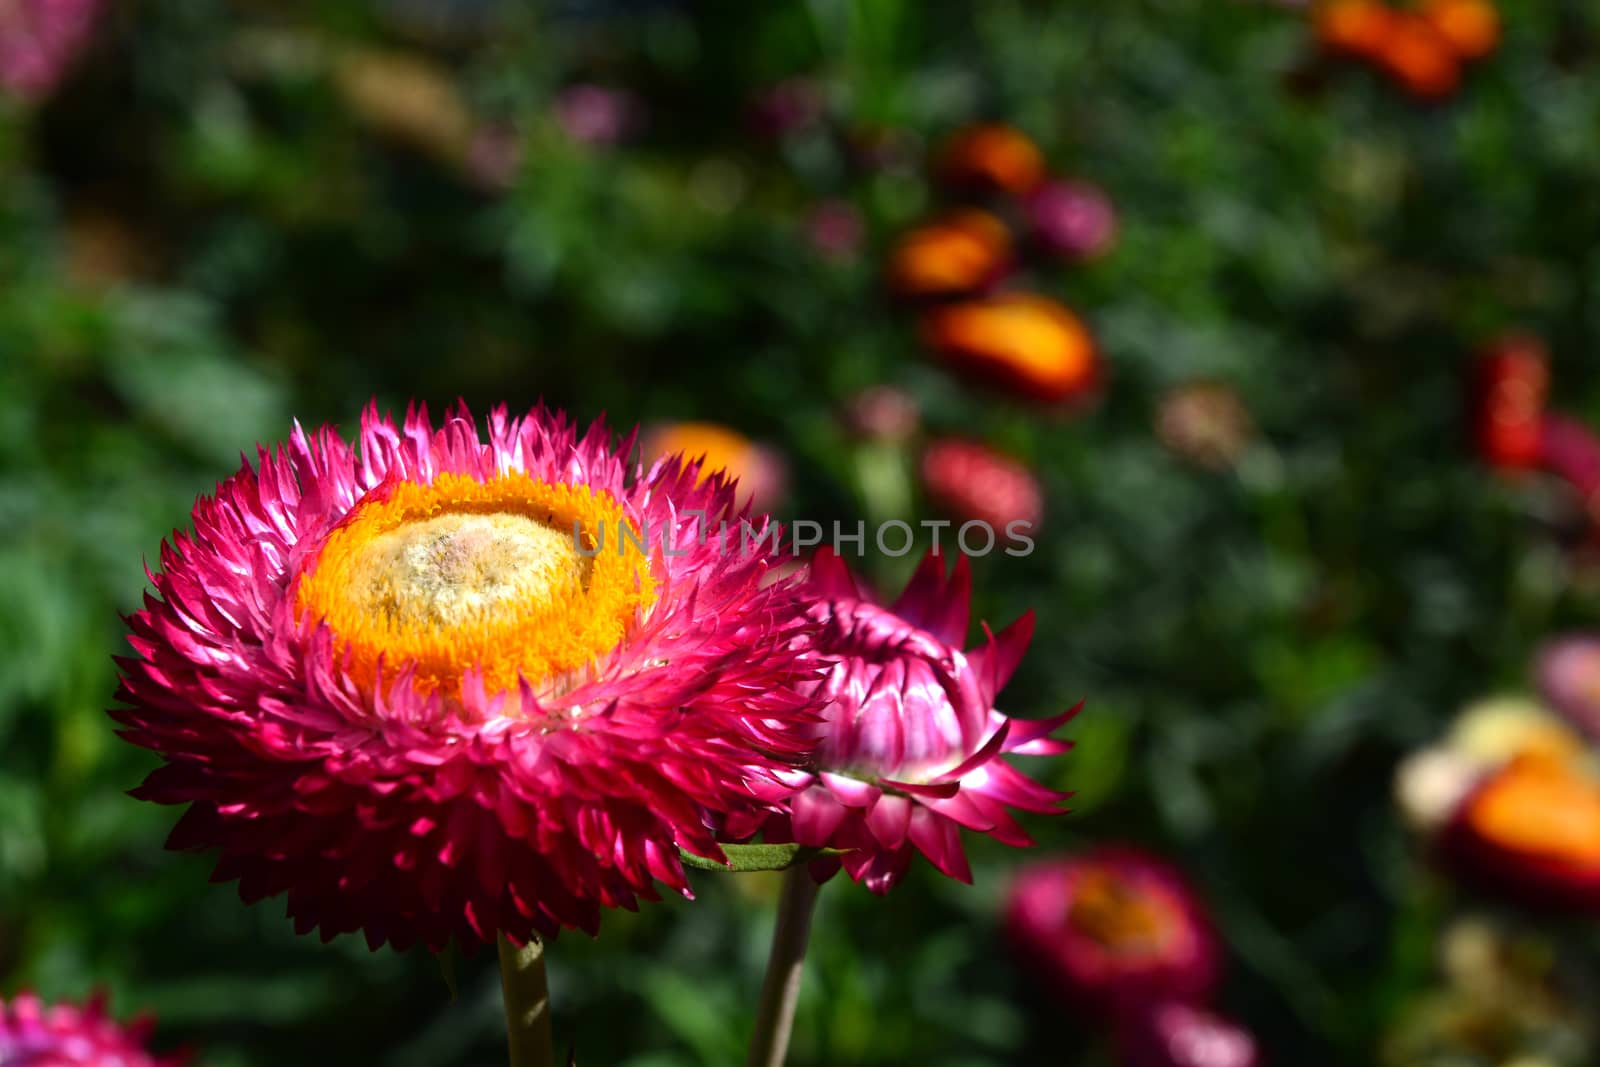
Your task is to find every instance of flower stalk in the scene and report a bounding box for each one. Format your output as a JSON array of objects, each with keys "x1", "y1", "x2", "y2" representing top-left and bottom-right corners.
[
  {"x1": 499, "y1": 934, "x2": 555, "y2": 1067},
  {"x1": 745, "y1": 866, "x2": 822, "y2": 1067}
]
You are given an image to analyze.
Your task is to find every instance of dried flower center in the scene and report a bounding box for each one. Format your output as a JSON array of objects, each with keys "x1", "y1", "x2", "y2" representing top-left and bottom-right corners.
[
  {"x1": 1067, "y1": 870, "x2": 1182, "y2": 956},
  {"x1": 297, "y1": 471, "x2": 655, "y2": 699},
  {"x1": 1465, "y1": 757, "x2": 1600, "y2": 865}
]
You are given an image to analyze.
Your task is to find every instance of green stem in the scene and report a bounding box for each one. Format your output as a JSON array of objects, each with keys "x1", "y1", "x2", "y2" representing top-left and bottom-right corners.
[
  {"x1": 745, "y1": 866, "x2": 822, "y2": 1067},
  {"x1": 498, "y1": 933, "x2": 555, "y2": 1067}
]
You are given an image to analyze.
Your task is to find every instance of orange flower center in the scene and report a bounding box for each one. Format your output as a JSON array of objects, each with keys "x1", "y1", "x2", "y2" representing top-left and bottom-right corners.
[
  {"x1": 1466, "y1": 757, "x2": 1600, "y2": 867},
  {"x1": 296, "y1": 471, "x2": 656, "y2": 699},
  {"x1": 1067, "y1": 870, "x2": 1183, "y2": 956}
]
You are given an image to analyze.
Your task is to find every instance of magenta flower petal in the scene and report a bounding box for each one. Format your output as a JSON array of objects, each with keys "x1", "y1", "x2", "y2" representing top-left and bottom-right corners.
[
  {"x1": 1116, "y1": 1001, "x2": 1261, "y2": 1067},
  {"x1": 0, "y1": 992, "x2": 184, "y2": 1067},
  {"x1": 748, "y1": 547, "x2": 1073, "y2": 894},
  {"x1": 114, "y1": 402, "x2": 821, "y2": 950},
  {"x1": 1006, "y1": 848, "x2": 1223, "y2": 1017}
]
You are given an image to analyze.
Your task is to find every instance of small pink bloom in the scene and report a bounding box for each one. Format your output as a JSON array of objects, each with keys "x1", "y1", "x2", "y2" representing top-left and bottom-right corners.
[
  {"x1": 1538, "y1": 634, "x2": 1600, "y2": 741},
  {"x1": 806, "y1": 199, "x2": 864, "y2": 260},
  {"x1": 842, "y1": 385, "x2": 920, "y2": 443},
  {"x1": 921, "y1": 438, "x2": 1044, "y2": 533},
  {"x1": 746, "y1": 78, "x2": 825, "y2": 138},
  {"x1": 1116, "y1": 1001, "x2": 1262, "y2": 1067},
  {"x1": 1028, "y1": 179, "x2": 1119, "y2": 262},
  {"x1": 735, "y1": 549, "x2": 1075, "y2": 893},
  {"x1": 1006, "y1": 848, "x2": 1222, "y2": 1016},
  {"x1": 0, "y1": 0, "x2": 101, "y2": 100},
  {"x1": 554, "y1": 84, "x2": 640, "y2": 147},
  {"x1": 0, "y1": 992, "x2": 185, "y2": 1067}
]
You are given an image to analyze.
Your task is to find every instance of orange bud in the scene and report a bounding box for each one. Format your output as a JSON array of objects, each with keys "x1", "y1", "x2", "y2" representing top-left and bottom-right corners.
[
  {"x1": 1377, "y1": 14, "x2": 1462, "y2": 100},
  {"x1": 1314, "y1": 0, "x2": 1397, "y2": 61},
  {"x1": 937, "y1": 124, "x2": 1046, "y2": 198},
  {"x1": 886, "y1": 210, "x2": 1011, "y2": 299},
  {"x1": 922, "y1": 294, "x2": 1097, "y2": 404},
  {"x1": 1421, "y1": 0, "x2": 1501, "y2": 61}
]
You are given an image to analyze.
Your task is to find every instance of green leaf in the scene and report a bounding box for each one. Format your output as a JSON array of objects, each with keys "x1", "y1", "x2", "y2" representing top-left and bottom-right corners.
[
  {"x1": 677, "y1": 843, "x2": 846, "y2": 872},
  {"x1": 434, "y1": 942, "x2": 460, "y2": 1003}
]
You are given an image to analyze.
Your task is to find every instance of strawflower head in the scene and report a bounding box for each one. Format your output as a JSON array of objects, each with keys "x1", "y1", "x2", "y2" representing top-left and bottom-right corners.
[
  {"x1": 1027, "y1": 179, "x2": 1118, "y2": 262},
  {"x1": 0, "y1": 992, "x2": 182, "y2": 1067},
  {"x1": 937, "y1": 123, "x2": 1046, "y2": 198},
  {"x1": 114, "y1": 402, "x2": 819, "y2": 950},
  {"x1": 887, "y1": 210, "x2": 1011, "y2": 299},
  {"x1": 1314, "y1": 0, "x2": 1396, "y2": 62},
  {"x1": 1420, "y1": 0, "x2": 1500, "y2": 61},
  {"x1": 1538, "y1": 634, "x2": 1600, "y2": 741},
  {"x1": 735, "y1": 548, "x2": 1074, "y2": 893},
  {"x1": 1005, "y1": 848, "x2": 1221, "y2": 1016},
  {"x1": 1441, "y1": 753, "x2": 1600, "y2": 913},
  {"x1": 0, "y1": 0, "x2": 101, "y2": 99},
  {"x1": 1473, "y1": 334, "x2": 1549, "y2": 472},
  {"x1": 921, "y1": 293, "x2": 1098, "y2": 405},
  {"x1": 920, "y1": 438, "x2": 1045, "y2": 534}
]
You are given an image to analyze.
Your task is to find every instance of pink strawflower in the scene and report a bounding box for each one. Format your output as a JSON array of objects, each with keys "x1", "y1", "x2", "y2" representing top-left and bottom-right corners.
[
  {"x1": 1538, "y1": 634, "x2": 1600, "y2": 740},
  {"x1": 0, "y1": 0, "x2": 101, "y2": 100},
  {"x1": 1116, "y1": 1001, "x2": 1262, "y2": 1067},
  {"x1": 0, "y1": 992, "x2": 183, "y2": 1067},
  {"x1": 1005, "y1": 848, "x2": 1222, "y2": 1016},
  {"x1": 735, "y1": 548, "x2": 1075, "y2": 893},
  {"x1": 842, "y1": 385, "x2": 920, "y2": 444},
  {"x1": 921, "y1": 438, "x2": 1045, "y2": 534},
  {"x1": 554, "y1": 84, "x2": 640, "y2": 147},
  {"x1": 806, "y1": 199, "x2": 864, "y2": 260},
  {"x1": 114, "y1": 402, "x2": 818, "y2": 950},
  {"x1": 1027, "y1": 179, "x2": 1119, "y2": 262}
]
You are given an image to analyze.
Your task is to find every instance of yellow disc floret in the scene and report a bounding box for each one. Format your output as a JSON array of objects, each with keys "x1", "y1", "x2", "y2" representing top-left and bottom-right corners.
[{"x1": 296, "y1": 471, "x2": 656, "y2": 699}]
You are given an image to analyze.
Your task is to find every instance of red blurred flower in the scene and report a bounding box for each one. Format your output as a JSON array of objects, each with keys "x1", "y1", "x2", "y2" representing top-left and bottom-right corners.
[
  {"x1": 887, "y1": 210, "x2": 1011, "y2": 299},
  {"x1": 1116, "y1": 1001, "x2": 1262, "y2": 1067},
  {"x1": 115, "y1": 403, "x2": 818, "y2": 949},
  {"x1": 1420, "y1": 0, "x2": 1501, "y2": 61},
  {"x1": 736, "y1": 549, "x2": 1075, "y2": 893},
  {"x1": 0, "y1": 992, "x2": 184, "y2": 1067},
  {"x1": 641, "y1": 420, "x2": 788, "y2": 511},
  {"x1": 922, "y1": 293, "x2": 1098, "y2": 405},
  {"x1": 937, "y1": 123, "x2": 1047, "y2": 198},
  {"x1": 1028, "y1": 179, "x2": 1119, "y2": 262},
  {"x1": 1314, "y1": 0, "x2": 1396, "y2": 62},
  {"x1": 1375, "y1": 13, "x2": 1462, "y2": 99},
  {"x1": 1474, "y1": 334, "x2": 1549, "y2": 471},
  {"x1": 1006, "y1": 849, "x2": 1222, "y2": 1017},
  {"x1": 921, "y1": 438, "x2": 1045, "y2": 534},
  {"x1": 1539, "y1": 415, "x2": 1600, "y2": 512},
  {"x1": 0, "y1": 0, "x2": 101, "y2": 100},
  {"x1": 1441, "y1": 754, "x2": 1600, "y2": 913}
]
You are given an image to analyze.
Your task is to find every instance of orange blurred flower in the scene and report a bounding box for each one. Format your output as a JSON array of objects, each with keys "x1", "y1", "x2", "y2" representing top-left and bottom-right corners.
[
  {"x1": 922, "y1": 294, "x2": 1097, "y2": 404},
  {"x1": 887, "y1": 210, "x2": 1011, "y2": 299},
  {"x1": 641, "y1": 421, "x2": 788, "y2": 510},
  {"x1": 1445, "y1": 754, "x2": 1600, "y2": 911},
  {"x1": 1421, "y1": 0, "x2": 1501, "y2": 61},
  {"x1": 1314, "y1": 0, "x2": 1396, "y2": 61},
  {"x1": 1376, "y1": 13, "x2": 1462, "y2": 100},
  {"x1": 937, "y1": 123, "x2": 1046, "y2": 198}
]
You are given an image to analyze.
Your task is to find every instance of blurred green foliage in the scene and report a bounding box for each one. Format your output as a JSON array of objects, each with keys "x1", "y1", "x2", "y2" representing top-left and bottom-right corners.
[{"x1": 6, "y1": 1, "x2": 1600, "y2": 1064}]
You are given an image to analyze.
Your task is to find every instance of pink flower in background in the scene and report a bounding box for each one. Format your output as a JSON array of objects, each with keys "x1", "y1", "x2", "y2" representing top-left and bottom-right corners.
[
  {"x1": 115, "y1": 402, "x2": 818, "y2": 950},
  {"x1": 843, "y1": 385, "x2": 921, "y2": 443},
  {"x1": 806, "y1": 199, "x2": 864, "y2": 260},
  {"x1": 1117, "y1": 1001, "x2": 1261, "y2": 1067},
  {"x1": 0, "y1": 0, "x2": 101, "y2": 100},
  {"x1": 746, "y1": 77, "x2": 825, "y2": 138},
  {"x1": 921, "y1": 438, "x2": 1045, "y2": 533},
  {"x1": 1028, "y1": 179, "x2": 1119, "y2": 262},
  {"x1": 0, "y1": 992, "x2": 184, "y2": 1067},
  {"x1": 1006, "y1": 849, "x2": 1222, "y2": 1016},
  {"x1": 555, "y1": 84, "x2": 640, "y2": 147},
  {"x1": 736, "y1": 549, "x2": 1075, "y2": 893},
  {"x1": 1538, "y1": 635, "x2": 1600, "y2": 741}
]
